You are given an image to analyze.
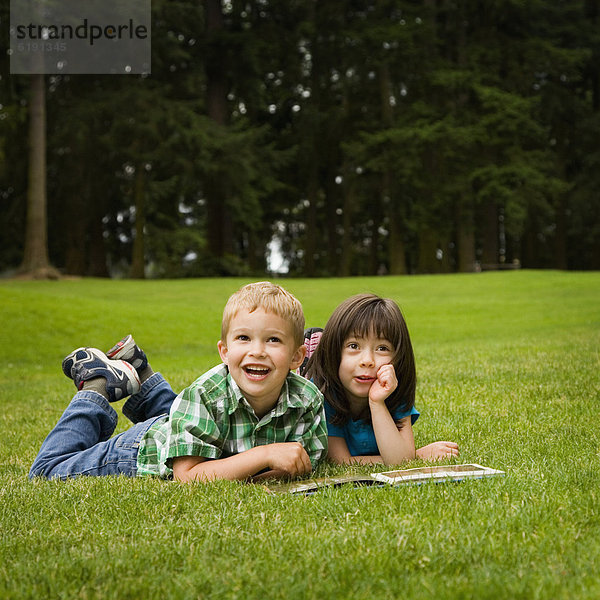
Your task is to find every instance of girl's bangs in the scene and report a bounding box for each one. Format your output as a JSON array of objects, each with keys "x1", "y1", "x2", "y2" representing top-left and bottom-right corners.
[{"x1": 349, "y1": 304, "x2": 401, "y2": 346}]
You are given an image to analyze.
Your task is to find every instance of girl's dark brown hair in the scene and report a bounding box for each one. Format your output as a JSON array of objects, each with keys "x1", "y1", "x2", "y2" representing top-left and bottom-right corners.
[{"x1": 305, "y1": 293, "x2": 416, "y2": 425}]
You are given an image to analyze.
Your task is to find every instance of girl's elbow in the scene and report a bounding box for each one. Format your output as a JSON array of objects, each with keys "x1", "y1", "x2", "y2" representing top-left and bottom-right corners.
[
  {"x1": 383, "y1": 450, "x2": 415, "y2": 466},
  {"x1": 326, "y1": 452, "x2": 346, "y2": 465}
]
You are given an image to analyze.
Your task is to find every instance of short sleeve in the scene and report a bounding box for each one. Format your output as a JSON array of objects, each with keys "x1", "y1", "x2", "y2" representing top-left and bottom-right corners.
[
  {"x1": 281, "y1": 373, "x2": 328, "y2": 467},
  {"x1": 392, "y1": 403, "x2": 420, "y2": 425},
  {"x1": 294, "y1": 394, "x2": 328, "y2": 467},
  {"x1": 166, "y1": 385, "x2": 224, "y2": 464},
  {"x1": 324, "y1": 400, "x2": 345, "y2": 437}
]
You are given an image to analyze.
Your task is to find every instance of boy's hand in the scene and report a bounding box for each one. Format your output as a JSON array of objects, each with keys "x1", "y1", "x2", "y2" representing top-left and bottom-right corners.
[
  {"x1": 369, "y1": 364, "x2": 398, "y2": 405},
  {"x1": 264, "y1": 442, "x2": 312, "y2": 477},
  {"x1": 416, "y1": 441, "x2": 460, "y2": 461}
]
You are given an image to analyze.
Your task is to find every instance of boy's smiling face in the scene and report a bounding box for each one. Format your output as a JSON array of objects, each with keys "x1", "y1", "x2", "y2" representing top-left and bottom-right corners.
[{"x1": 217, "y1": 308, "x2": 306, "y2": 417}]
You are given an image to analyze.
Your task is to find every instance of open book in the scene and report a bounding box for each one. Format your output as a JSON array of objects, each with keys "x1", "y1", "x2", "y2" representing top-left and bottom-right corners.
[{"x1": 266, "y1": 463, "x2": 505, "y2": 495}]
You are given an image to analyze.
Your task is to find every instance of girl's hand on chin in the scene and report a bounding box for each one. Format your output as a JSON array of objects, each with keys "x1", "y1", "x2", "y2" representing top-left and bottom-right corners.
[{"x1": 368, "y1": 364, "x2": 398, "y2": 405}]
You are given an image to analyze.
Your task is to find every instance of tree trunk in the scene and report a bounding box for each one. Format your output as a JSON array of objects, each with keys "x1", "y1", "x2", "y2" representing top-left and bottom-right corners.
[
  {"x1": 388, "y1": 212, "x2": 407, "y2": 275},
  {"x1": 417, "y1": 228, "x2": 439, "y2": 274},
  {"x1": 64, "y1": 191, "x2": 87, "y2": 275},
  {"x1": 554, "y1": 195, "x2": 568, "y2": 269},
  {"x1": 130, "y1": 167, "x2": 146, "y2": 279},
  {"x1": 204, "y1": 0, "x2": 233, "y2": 265},
  {"x1": 88, "y1": 219, "x2": 109, "y2": 277},
  {"x1": 339, "y1": 173, "x2": 354, "y2": 277},
  {"x1": 456, "y1": 198, "x2": 476, "y2": 272},
  {"x1": 19, "y1": 74, "x2": 60, "y2": 279},
  {"x1": 205, "y1": 0, "x2": 228, "y2": 127},
  {"x1": 246, "y1": 229, "x2": 258, "y2": 273},
  {"x1": 379, "y1": 60, "x2": 407, "y2": 275},
  {"x1": 304, "y1": 165, "x2": 318, "y2": 277},
  {"x1": 368, "y1": 219, "x2": 380, "y2": 275},
  {"x1": 418, "y1": 229, "x2": 452, "y2": 273},
  {"x1": 385, "y1": 167, "x2": 407, "y2": 275},
  {"x1": 325, "y1": 167, "x2": 339, "y2": 276},
  {"x1": 480, "y1": 199, "x2": 499, "y2": 266}
]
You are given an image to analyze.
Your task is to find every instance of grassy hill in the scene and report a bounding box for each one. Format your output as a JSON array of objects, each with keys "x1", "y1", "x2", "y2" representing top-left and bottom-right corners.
[{"x1": 1, "y1": 271, "x2": 598, "y2": 599}]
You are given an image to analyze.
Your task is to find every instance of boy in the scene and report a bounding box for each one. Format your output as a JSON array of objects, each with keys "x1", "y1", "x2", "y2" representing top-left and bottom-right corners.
[{"x1": 29, "y1": 282, "x2": 328, "y2": 482}]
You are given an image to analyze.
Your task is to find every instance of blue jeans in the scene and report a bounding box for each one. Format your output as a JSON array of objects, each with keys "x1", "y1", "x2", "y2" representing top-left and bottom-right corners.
[{"x1": 29, "y1": 373, "x2": 176, "y2": 479}]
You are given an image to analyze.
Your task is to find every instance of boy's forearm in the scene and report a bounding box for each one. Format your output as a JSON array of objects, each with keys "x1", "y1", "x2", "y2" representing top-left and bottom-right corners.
[
  {"x1": 173, "y1": 446, "x2": 270, "y2": 483},
  {"x1": 249, "y1": 469, "x2": 289, "y2": 482},
  {"x1": 173, "y1": 441, "x2": 313, "y2": 482}
]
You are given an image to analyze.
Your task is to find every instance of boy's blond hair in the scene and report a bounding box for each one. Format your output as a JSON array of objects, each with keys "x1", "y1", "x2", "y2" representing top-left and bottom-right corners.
[{"x1": 221, "y1": 281, "x2": 305, "y2": 347}]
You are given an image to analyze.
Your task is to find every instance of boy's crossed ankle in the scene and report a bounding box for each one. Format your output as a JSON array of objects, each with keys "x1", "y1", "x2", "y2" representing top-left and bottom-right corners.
[
  {"x1": 106, "y1": 335, "x2": 154, "y2": 383},
  {"x1": 81, "y1": 377, "x2": 110, "y2": 400},
  {"x1": 62, "y1": 347, "x2": 141, "y2": 402}
]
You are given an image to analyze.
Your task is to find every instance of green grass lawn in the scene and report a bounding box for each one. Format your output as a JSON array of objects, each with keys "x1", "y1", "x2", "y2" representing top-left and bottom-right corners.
[{"x1": 1, "y1": 271, "x2": 599, "y2": 599}]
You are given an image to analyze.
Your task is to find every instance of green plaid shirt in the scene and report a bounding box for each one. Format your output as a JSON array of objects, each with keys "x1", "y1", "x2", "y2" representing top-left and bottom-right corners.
[{"x1": 136, "y1": 364, "x2": 327, "y2": 478}]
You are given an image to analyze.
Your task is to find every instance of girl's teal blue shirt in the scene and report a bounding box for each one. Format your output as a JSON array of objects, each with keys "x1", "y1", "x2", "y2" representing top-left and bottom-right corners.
[{"x1": 324, "y1": 401, "x2": 419, "y2": 456}]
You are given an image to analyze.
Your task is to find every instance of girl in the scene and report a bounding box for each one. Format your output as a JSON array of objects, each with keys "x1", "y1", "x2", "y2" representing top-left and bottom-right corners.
[{"x1": 305, "y1": 293, "x2": 459, "y2": 465}]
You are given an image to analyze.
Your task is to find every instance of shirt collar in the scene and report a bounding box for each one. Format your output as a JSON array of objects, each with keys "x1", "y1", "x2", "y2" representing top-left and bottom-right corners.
[
  {"x1": 225, "y1": 370, "x2": 244, "y2": 415},
  {"x1": 225, "y1": 369, "x2": 305, "y2": 419}
]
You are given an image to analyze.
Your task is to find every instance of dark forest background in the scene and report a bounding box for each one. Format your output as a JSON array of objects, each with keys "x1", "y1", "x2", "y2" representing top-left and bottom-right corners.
[{"x1": 1, "y1": 0, "x2": 599, "y2": 279}]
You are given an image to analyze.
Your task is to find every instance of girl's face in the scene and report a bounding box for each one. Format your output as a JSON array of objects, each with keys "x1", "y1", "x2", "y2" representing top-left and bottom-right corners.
[{"x1": 338, "y1": 331, "x2": 395, "y2": 409}]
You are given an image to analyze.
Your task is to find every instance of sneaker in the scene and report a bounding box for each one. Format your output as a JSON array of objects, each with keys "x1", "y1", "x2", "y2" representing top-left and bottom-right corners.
[
  {"x1": 297, "y1": 327, "x2": 323, "y2": 377},
  {"x1": 304, "y1": 327, "x2": 323, "y2": 358},
  {"x1": 106, "y1": 334, "x2": 148, "y2": 371},
  {"x1": 62, "y1": 347, "x2": 141, "y2": 402}
]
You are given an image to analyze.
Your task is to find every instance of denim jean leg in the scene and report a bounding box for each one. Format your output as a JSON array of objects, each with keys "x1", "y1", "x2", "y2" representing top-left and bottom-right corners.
[
  {"x1": 29, "y1": 390, "x2": 151, "y2": 479},
  {"x1": 122, "y1": 372, "x2": 176, "y2": 423}
]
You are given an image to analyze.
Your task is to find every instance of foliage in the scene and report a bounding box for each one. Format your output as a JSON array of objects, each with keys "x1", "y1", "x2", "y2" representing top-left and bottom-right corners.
[{"x1": 1, "y1": 1, "x2": 599, "y2": 277}]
